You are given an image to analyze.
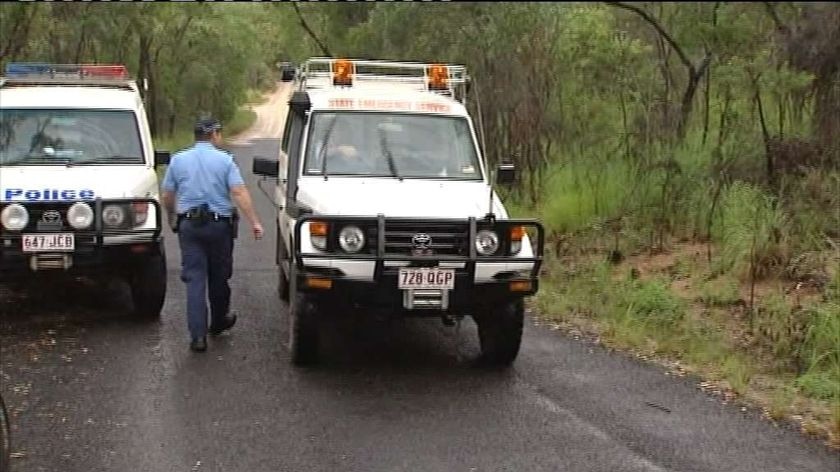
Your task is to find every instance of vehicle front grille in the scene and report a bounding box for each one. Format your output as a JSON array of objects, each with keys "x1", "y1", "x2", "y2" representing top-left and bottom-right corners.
[
  {"x1": 372, "y1": 222, "x2": 470, "y2": 256},
  {"x1": 22, "y1": 202, "x2": 74, "y2": 232}
]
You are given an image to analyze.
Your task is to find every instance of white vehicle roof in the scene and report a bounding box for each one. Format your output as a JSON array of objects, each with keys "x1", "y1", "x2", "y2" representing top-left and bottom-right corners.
[
  {"x1": 0, "y1": 86, "x2": 142, "y2": 111},
  {"x1": 299, "y1": 58, "x2": 471, "y2": 117},
  {"x1": 306, "y1": 86, "x2": 468, "y2": 117},
  {"x1": 0, "y1": 63, "x2": 142, "y2": 111}
]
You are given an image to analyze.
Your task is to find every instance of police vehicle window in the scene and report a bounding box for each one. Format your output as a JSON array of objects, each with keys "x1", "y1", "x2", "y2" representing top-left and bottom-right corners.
[
  {"x1": 303, "y1": 112, "x2": 482, "y2": 180},
  {"x1": 0, "y1": 109, "x2": 143, "y2": 166}
]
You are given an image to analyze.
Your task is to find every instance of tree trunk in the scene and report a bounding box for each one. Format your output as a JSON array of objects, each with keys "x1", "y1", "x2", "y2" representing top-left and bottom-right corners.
[{"x1": 702, "y1": 61, "x2": 712, "y2": 145}]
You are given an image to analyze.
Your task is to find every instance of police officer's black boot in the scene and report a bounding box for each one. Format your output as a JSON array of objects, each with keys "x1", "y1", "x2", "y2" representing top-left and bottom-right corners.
[
  {"x1": 190, "y1": 336, "x2": 207, "y2": 352},
  {"x1": 209, "y1": 313, "x2": 237, "y2": 336}
]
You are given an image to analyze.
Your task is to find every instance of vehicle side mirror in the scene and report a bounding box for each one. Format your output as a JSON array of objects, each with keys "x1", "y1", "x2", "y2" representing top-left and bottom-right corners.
[
  {"x1": 253, "y1": 156, "x2": 280, "y2": 178},
  {"x1": 497, "y1": 162, "x2": 516, "y2": 185},
  {"x1": 154, "y1": 151, "x2": 171, "y2": 167}
]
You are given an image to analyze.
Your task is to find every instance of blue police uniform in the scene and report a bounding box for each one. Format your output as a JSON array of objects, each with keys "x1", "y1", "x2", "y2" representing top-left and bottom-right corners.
[{"x1": 162, "y1": 123, "x2": 244, "y2": 343}]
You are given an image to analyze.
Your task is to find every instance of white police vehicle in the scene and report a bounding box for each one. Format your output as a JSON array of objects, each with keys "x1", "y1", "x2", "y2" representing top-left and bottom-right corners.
[
  {"x1": 254, "y1": 58, "x2": 544, "y2": 366},
  {"x1": 0, "y1": 63, "x2": 170, "y2": 317}
]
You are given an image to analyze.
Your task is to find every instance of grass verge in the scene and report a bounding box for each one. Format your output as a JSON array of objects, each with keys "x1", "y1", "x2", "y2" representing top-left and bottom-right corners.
[{"x1": 535, "y1": 243, "x2": 840, "y2": 449}]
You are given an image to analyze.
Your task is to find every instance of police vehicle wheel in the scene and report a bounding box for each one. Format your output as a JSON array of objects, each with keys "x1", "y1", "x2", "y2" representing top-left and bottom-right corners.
[
  {"x1": 130, "y1": 252, "x2": 167, "y2": 319},
  {"x1": 278, "y1": 266, "x2": 290, "y2": 302},
  {"x1": 0, "y1": 394, "x2": 10, "y2": 472},
  {"x1": 475, "y1": 299, "x2": 524, "y2": 367},
  {"x1": 277, "y1": 235, "x2": 290, "y2": 303},
  {"x1": 289, "y1": 292, "x2": 319, "y2": 366}
]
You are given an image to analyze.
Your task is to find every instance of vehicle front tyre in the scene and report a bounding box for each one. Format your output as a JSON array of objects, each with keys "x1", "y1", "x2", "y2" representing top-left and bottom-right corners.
[
  {"x1": 129, "y1": 250, "x2": 167, "y2": 319},
  {"x1": 0, "y1": 394, "x2": 10, "y2": 472},
  {"x1": 474, "y1": 299, "x2": 524, "y2": 367},
  {"x1": 277, "y1": 233, "x2": 290, "y2": 303},
  {"x1": 289, "y1": 291, "x2": 320, "y2": 366}
]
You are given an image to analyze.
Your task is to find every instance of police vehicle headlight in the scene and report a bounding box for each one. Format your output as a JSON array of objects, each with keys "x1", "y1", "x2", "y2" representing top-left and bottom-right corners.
[
  {"x1": 338, "y1": 225, "x2": 365, "y2": 253},
  {"x1": 475, "y1": 230, "x2": 500, "y2": 256},
  {"x1": 1, "y1": 203, "x2": 29, "y2": 231},
  {"x1": 67, "y1": 202, "x2": 94, "y2": 229},
  {"x1": 102, "y1": 204, "x2": 127, "y2": 228}
]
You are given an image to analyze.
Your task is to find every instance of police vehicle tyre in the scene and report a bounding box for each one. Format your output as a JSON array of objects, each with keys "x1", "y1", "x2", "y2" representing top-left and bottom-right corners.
[
  {"x1": 0, "y1": 394, "x2": 10, "y2": 472},
  {"x1": 290, "y1": 292, "x2": 319, "y2": 366},
  {"x1": 475, "y1": 299, "x2": 524, "y2": 367},
  {"x1": 130, "y1": 252, "x2": 167, "y2": 319},
  {"x1": 288, "y1": 269, "x2": 319, "y2": 365},
  {"x1": 276, "y1": 231, "x2": 290, "y2": 302}
]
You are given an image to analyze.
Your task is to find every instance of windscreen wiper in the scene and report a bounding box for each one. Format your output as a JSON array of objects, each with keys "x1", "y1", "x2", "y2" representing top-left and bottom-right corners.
[
  {"x1": 65, "y1": 155, "x2": 142, "y2": 166},
  {"x1": 318, "y1": 115, "x2": 342, "y2": 180},
  {"x1": 378, "y1": 128, "x2": 402, "y2": 181}
]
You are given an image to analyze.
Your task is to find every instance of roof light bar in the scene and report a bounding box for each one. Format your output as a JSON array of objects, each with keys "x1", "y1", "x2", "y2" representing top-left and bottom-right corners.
[{"x1": 4, "y1": 63, "x2": 129, "y2": 79}]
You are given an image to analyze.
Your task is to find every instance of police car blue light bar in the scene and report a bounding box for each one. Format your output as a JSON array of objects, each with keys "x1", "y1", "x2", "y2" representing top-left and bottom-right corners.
[{"x1": 4, "y1": 63, "x2": 128, "y2": 79}]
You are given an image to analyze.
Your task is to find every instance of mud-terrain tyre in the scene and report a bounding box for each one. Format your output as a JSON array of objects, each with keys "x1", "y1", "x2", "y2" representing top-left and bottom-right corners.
[
  {"x1": 290, "y1": 292, "x2": 320, "y2": 366},
  {"x1": 130, "y1": 250, "x2": 167, "y2": 319},
  {"x1": 474, "y1": 299, "x2": 524, "y2": 367},
  {"x1": 0, "y1": 393, "x2": 10, "y2": 472},
  {"x1": 276, "y1": 231, "x2": 290, "y2": 303}
]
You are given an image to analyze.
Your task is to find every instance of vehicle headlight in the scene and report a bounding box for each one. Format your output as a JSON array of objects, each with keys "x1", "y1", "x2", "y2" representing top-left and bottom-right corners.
[
  {"x1": 0, "y1": 204, "x2": 29, "y2": 231},
  {"x1": 475, "y1": 230, "x2": 500, "y2": 256},
  {"x1": 102, "y1": 204, "x2": 127, "y2": 228},
  {"x1": 338, "y1": 225, "x2": 365, "y2": 253},
  {"x1": 67, "y1": 202, "x2": 94, "y2": 229}
]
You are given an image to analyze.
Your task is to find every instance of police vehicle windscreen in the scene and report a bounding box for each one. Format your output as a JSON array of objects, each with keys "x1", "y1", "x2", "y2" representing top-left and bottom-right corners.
[
  {"x1": 304, "y1": 112, "x2": 482, "y2": 180},
  {"x1": 0, "y1": 109, "x2": 143, "y2": 166}
]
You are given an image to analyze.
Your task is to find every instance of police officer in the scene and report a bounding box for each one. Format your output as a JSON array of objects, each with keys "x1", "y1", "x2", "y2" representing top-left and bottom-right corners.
[{"x1": 162, "y1": 118, "x2": 264, "y2": 352}]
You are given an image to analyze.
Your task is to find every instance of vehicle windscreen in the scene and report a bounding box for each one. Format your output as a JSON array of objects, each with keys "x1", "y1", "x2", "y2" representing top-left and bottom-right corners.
[
  {"x1": 0, "y1": 109, "x2": 144, "y2": 166},
  {"x1": 303, "y1": 112, "x2": 482, "y2": 180}
]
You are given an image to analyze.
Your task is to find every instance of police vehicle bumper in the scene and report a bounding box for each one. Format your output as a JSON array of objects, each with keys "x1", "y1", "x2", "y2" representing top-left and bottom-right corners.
[
  {"x1": 292, "y1": 215, "x2": 544, "y2": 313},
  {"x1": 0, "y1": 198, "x2": 163, "y2": 280}
]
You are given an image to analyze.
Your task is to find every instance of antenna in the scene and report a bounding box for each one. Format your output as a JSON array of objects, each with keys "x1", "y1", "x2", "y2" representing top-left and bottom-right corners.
[{"x1": 473, "y1": 78, "x2": 494, "y2": 221}]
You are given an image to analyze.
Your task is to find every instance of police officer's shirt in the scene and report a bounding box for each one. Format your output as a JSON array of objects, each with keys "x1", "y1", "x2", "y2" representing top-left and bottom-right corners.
[{"x1": 162, "y1": 141, "x2": 244, "y2": 217}]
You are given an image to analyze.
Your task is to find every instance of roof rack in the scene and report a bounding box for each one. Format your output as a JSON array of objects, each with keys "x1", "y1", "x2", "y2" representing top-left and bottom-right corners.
[
  {"x1": 298, "y1": 57, "x2": 470, "y2": 104},
  {"x1": 0, "y1": 63, "x2": 137, "y2": 90}
]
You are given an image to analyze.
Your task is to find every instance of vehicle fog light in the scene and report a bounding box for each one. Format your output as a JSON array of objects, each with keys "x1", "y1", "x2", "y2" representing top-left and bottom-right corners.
[
  {"x1": 67, "y1": 202, "x2": 94, "y2": 229},
  {"x1": 338, "y1": 225, "x2": 365, "y2": 253},
  {"x1": 1, "y1": 204, "x2": 29, "y2": 231}
]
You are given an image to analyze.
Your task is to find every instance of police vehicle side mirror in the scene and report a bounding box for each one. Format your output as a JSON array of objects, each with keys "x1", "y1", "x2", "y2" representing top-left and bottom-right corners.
[
  {"x1": 497, "y1": 162, "x2": 516, "y2": 185},
  {"x1": 253, "y1": 156, "x2": 279, "y2": 178},
  {"x1": 154, "y1": 151, "x2": 171, "y2": 167}
]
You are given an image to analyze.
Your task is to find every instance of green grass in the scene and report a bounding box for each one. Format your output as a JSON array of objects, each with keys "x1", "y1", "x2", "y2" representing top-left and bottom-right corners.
[
  {"x1": 225, "y1": 107, "x2": 258, "y2": 139},
  {"x1": 796, "y1": 301, "x2": 840, "y2": 400},
  {"x1": 698, "y1": 276, "x2": 742, "y2": 306},
  {"x1": 153, "y1": 130, "x2": 194, "y2": 154}
]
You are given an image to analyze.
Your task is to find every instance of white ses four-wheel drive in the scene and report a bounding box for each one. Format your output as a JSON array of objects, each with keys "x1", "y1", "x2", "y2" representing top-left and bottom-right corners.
[
  {"x1": 0, "y1": 64, "x2": 171, "y2": 317},
  {"x1": 254, "y1": 58, "x2": 545, "y2": 366}
]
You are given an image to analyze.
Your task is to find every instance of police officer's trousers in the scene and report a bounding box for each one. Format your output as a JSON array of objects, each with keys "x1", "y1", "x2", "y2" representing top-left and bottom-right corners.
[{"x1": 177, "y1": 219, "x2": 234, "y2": 340}]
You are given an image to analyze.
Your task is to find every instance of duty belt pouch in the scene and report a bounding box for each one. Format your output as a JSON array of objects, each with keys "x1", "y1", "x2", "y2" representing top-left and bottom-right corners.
[{"x1": 193, "y1": 204, "x2": 211, "y2": 226}]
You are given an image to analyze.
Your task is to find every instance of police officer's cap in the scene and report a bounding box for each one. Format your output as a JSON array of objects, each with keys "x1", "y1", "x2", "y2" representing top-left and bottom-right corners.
[{"x1": 194, "y1": 117, "x2": 222, "y2": 135}]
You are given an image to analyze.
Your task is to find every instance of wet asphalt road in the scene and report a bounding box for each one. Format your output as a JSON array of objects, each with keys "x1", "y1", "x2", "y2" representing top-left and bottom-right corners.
[{"x1": 1, "y1": 89, "x2": 839, "y2": 472}]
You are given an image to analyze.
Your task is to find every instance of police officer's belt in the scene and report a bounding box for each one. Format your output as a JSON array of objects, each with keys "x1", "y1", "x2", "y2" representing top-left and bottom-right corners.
[{"x1": 180, "y1": 207, "x2": 232, "y2": 222}]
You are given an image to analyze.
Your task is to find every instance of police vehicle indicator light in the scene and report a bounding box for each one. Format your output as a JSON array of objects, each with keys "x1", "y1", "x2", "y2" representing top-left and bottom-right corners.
[
  {"x1": 427, "y1": 64, "x2": 449, "y2": 91},
  {"x1": 332, "y1": 59, "x2": 354, "y2": 87}
]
